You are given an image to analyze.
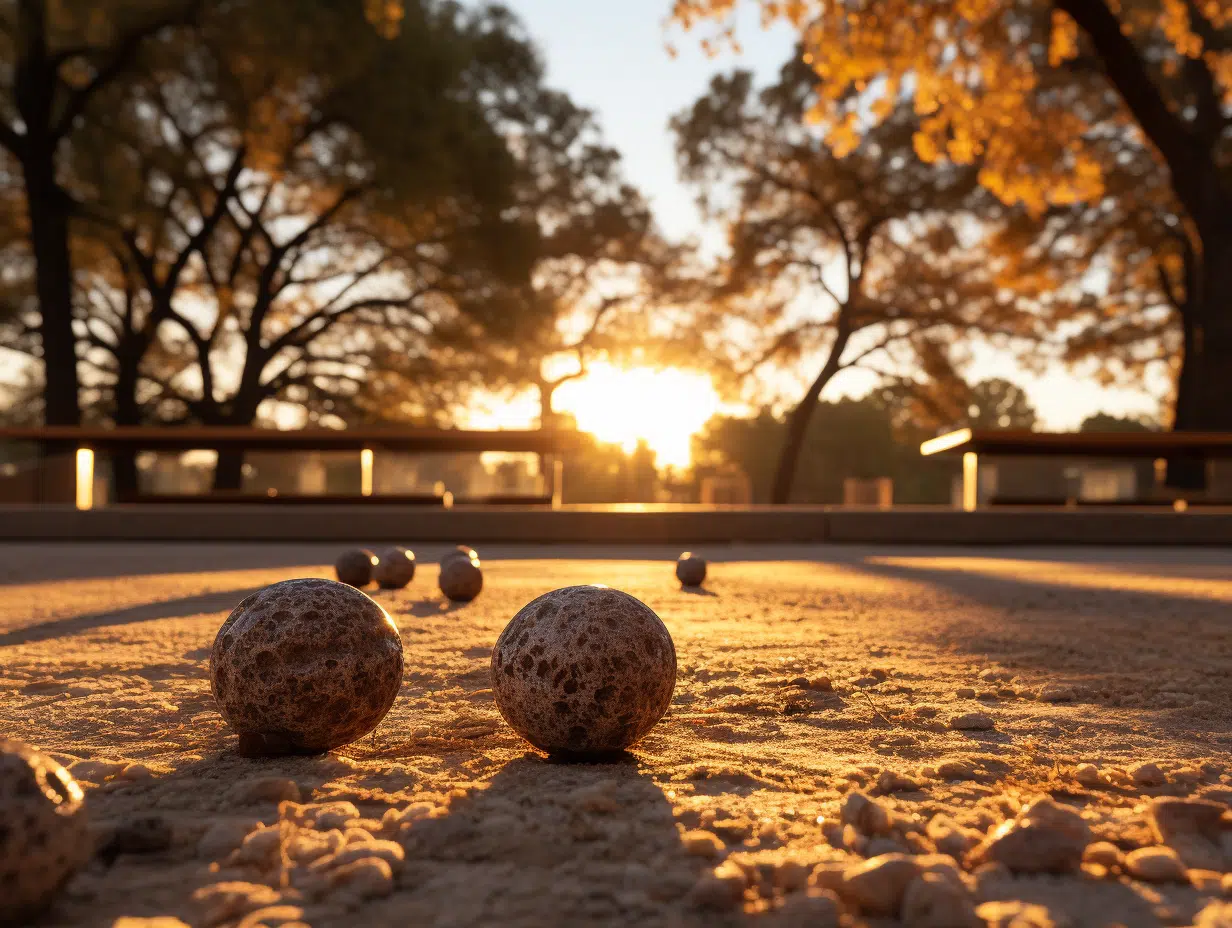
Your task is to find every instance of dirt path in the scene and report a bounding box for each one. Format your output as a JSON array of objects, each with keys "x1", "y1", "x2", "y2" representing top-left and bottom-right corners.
[{"x1": 2, "y1": 543, "x2": 1230, "y2": 927}]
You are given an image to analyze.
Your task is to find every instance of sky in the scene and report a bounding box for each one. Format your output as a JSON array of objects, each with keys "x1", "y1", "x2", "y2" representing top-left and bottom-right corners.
[{"x1": 501, "y1": 0, "x2": 1169, "y2": 429}]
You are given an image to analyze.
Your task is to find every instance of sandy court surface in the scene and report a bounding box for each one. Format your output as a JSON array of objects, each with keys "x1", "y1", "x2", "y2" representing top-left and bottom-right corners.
[{"x1": 1, "y1": 542, "x2": 1230, "y2": 927}]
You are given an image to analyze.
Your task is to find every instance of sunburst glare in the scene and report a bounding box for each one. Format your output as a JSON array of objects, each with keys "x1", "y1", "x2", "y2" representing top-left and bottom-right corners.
[{"x1": 552, "y1": 363, "x2": 721, "y2": 469}]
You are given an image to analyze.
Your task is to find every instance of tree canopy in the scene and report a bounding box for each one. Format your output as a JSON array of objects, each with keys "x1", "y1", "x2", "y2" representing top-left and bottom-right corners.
[
  {"x1": 670, "y1": 0, "x2": 1232, "y2": 484},
  {"x1": 674, "y1": 54, "x2": 1035, "y2": 501}
]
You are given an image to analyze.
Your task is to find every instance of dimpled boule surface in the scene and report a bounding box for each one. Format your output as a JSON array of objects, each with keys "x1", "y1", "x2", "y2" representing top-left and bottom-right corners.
[
  {"x1": 373, "y1": 546, "x2": 415, "y2": 589},
  {"x1": 675, "y1": 552, "x2": 707, "y2": 587},
  {"x1": 491, "y1": 585, "x2": 676, "y2": 754},
  {"x1": 335, "y1": 549, "x2": 376, "y2": 587},
  {"x1": 439, "y1": 556, "x2": 483, "y2": 602},
  {"x1": 0, "y1": 739, "x2": 89, "y2": 924},
  {"x1": 209, "y1": 579, "x2": 404, "y2": 755}
]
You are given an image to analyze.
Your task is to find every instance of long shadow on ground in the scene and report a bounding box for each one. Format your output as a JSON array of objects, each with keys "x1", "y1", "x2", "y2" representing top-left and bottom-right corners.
[
  {"x1": 844, "y1": 555, "x2": 1232, "y2": 755},
  {"x1": 0, "y1": 587, "x2": 259, "y2": 647}
]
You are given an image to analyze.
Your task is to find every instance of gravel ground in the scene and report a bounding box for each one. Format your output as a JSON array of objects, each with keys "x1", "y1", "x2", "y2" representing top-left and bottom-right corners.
[{"x1": 1, "y1": 542, "x2": 1230, "y2": 928}]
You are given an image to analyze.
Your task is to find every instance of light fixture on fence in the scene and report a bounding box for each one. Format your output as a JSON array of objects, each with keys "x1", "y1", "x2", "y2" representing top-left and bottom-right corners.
[{"x1": 75, "y1": 448, "x2": 94, "y2": 511}]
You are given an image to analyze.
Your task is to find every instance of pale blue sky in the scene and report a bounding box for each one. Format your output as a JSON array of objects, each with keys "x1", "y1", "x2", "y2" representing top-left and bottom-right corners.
[{"x1": 504, "y1": 0, "x2": 1168, "y2": 428}]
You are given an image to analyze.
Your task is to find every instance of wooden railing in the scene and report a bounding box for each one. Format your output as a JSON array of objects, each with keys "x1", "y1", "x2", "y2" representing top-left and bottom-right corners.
[{"x1": 0, "y1": 426, "x2": 591, "y2": 508}]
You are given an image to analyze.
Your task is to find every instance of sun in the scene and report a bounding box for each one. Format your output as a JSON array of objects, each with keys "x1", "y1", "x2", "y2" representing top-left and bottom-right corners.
[{"x1": 552, "y1": 363, "x2": 721, "y2": 469}]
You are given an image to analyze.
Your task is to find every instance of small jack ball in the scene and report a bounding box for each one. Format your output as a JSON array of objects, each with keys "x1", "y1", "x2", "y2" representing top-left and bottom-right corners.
[
  {"x1": 439, "y1": 554, "x2": 482, "y2": 602},
  {"x1": 210, "y1": 578, "x2": 404, "y2": 756},
  {"x1": 0, "y1": 740, "x2": 89, "y2": 925},
  {"x1": 676, "y1": 552, "x2": 707, "y2": 587},
  {"x1": 491, "y1": 585, "x2": 676, "y2": 755},
  {"x1": 373, "y1": 546, "x2": 415, "y2": 589},
  {"x1": 440, "y1": 545, "x2": 478, "y2": 567},
  {"x1": 335, "y1": 548, "x2": 377, "y2": 587}
]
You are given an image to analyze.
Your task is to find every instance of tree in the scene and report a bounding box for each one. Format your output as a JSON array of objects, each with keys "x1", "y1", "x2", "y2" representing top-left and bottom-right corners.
[
  {"x1": 696, "y1": 396, "x2": 954, "y2": 503},
  {"x1": 441, "y1": 92, "x2": 674, "y2": 429},
  {"x1": 670, "y1": 0, "x2": 1232, "y2": 443},
  {"x1": 0, "y1": 1, "x2": 208, "y2": 426},
  {"x1": 0, "y1": 1, "x2": 442, "y2": 429},
  {"x1": 673, "y1": 58, "x2": 1034, "y2": 503},
  {"x1": 962, "y1": 379, "x2": 1039, "y2": 430},
  {"x1": 876, "y1": 374, "x2": 1040, "y2": 436},
  {"x1": 61, "y1": 1, "x2": 552, "y2": 491},
  {"x1": 1080, "y1": 412, "x2": 1156, "y2": 432}
]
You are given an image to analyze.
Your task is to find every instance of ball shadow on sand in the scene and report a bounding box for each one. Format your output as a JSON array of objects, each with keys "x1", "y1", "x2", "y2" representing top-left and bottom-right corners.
[
  {"x1": 363, "y1": 751, "x2": 715, "y2": 927},
  {"x1": 404, "y1": 599, "x2": 468, "y2": 618},
  {"x1": 680, "y1": 587, "x2": 718, "y2": 598}
]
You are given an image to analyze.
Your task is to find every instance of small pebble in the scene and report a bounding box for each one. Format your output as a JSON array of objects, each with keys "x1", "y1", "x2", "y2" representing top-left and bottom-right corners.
[
  {"x1": 335, "y1": 549, "x2": 377, "y2": 587},
  {"x1": 977, "y1": 900, "x2": 1064, "y2": 928},
  {"x1": 1195, "y1": 901, "x2": 1232, "y2": 928},
  {"x1": 197, "y1": 819, "x2": 261, "y2": 860},
  {"x1": 839, "y1": 853, "x2": 921, "y2": 915},
  {"x1": 839, "y1": 790, "x2": 892, "y2": 835},
  {"x1": 210, "y1": 579, "x2": 404, "y2": 755},
  {"x1": 689, "y1": 860, "x2": 746, "y2": 909},
  {"x1": 926, "y1": 816, "x2": 979, "y2": 857},
  {"x1": 1125, "y1": 846, "x2": 1187, "y2": 883},
  {"x1": 491, "y1": 585, "x2": 676, "y2": 754},
  {"x1": 0, "y1": 740, "x2": 90, "y2": 924},
  {"x1": 1074, "y1": 763, "x2": 1101, "y2": 786},
  {"x1": 1083, "y1": 841, "x2": 1123, "y2": 868},
  {"x1": 970, "y1": 797, "x2": 1090, "y2": 873},
  {"x1": 937, "y1": 759, "x2": 978, "y2": 780},
  {"x1": 774, "y1": 889, "x2": 841, "y2": 927},
  {"x1": 372, "y1": 546, "x2": 415, "y2": 589},
  {"x1": 681, "y1": 830, "x2": 724, "y2": 858},
  {"x1": 950, "y1": 711, "x2": 995, "y2": 731},
  {"x1": 901, "y1": 871, "x2": 981, "y2": 928},
  {"x1": 877, "y1": 770, "x2": 920, "y2": 793},
  {"x1": 236, "y1": 907, "x2": 304, "y2": 927},
  {"x1": 1189, "y1": 869, "x2": 1224, "y2": 892},
  {"x1": 956, "y1": 687, "x2": 976, "y2": 699},
  {"x1": 1132, "y1": 762, "x2": 1167, "y2": 787},
  {"x1": 676, "y1": 552, "x2": 707, "y2": 587},
  {"x1": 1037, "y1": 683, "x2": 1075, "y2": 702},
  {"x1": 439, "y1": 554, "x2": 483, "y2": 602},
  {"x1": 774, "y1": 860, "x2": 811, "y2": 892}
]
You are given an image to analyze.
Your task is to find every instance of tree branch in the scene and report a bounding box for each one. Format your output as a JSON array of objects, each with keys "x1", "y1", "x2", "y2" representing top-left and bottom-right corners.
[
  {"x1": 52, "y1": 1, "x2": 203, "y2": 140},
  {"x1": 1054, "y1": 0, "x2": 1214, "y2": 223}
]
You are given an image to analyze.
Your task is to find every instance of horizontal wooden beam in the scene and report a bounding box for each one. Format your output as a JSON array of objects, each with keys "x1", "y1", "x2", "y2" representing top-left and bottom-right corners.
[
  {"x1": 920, "y1": 429, "x2": 1232, "y2": 458},
  {"x1": 0, "y1": 426, "x2": 592, "y2": 454}
]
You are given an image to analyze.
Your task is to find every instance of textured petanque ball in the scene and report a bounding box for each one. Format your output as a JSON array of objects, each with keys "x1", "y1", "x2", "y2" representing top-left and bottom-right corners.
[
  {"x1": 0, "y1": 739, "x2": 89, "y2": 924},
  {"x1": 373, "y1": 546, "x2": 416, "y2": 589},
  {"x1": 439, "y1": 553, "x2": 483, "y2": 602},
  {"x1": 210, "y1": 578, "x2": 404, "y2": 756},
  {"x1": 335, "y1": 548, "x2": 377, "y2": 587},
  {"x1": 491, "y1": 585, "x2": 677, "y2": 755},
  {"x1": 675, "y1": 552, "x2": 707, "y2": 587},
  {"x1": 440, "y1": 545, "x2": 479, "y2": 567}
]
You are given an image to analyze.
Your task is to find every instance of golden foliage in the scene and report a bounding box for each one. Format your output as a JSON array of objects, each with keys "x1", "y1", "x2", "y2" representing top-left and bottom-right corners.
[
  {"x1": 670, "y1": 0, "x2": 1232, "y2": 214},
  {"x1": 364, "y1": 0, "x2": 405, "y2": 38}
]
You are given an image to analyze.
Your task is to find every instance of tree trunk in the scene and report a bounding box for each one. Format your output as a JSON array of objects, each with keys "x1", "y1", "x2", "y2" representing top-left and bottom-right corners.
[
  {"x1": 111, "y1": 360, "x2": 142, "y2": 500},
  {"x1": 1189, "y1": 237, "x2": 1232, "y2": 431},
  {"x1": 770, "y1": 337, "x2": 849, "y2": 504},
  {"x1": 1165, "y1": 307, "x2": 1205, "y2": 490},
  {"x1": 24, "y1": 155, "x2": 81, "y2": 426},
  {"x1": 537, "y1": 379, "x2": 558, "y2": 429},
  {"x1": 213, "y1": 449, "x2": 246, "y2": 492},
  {"x1": 1166, "y1": 233, "x2": 1232, "y2": 490}
]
